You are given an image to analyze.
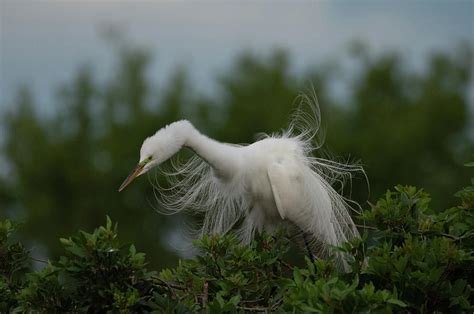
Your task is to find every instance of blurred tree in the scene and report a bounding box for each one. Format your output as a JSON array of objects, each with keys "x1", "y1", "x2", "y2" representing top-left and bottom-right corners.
[
  {"x1": 215, "y1": 50, "x2": 299, "y2": 143},
  {"x1": 0, "y1": 46, "x2": 193, "y2": 269},
  {"x1": 0, "y1": 42, "x2": 471, "y2": 269},
  {"x1": 325, "y1": 43, "x2": 473, "y2": 208}
]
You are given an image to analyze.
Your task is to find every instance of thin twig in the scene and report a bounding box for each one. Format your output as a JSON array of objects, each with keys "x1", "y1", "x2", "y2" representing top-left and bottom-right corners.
[
  {"x1": 355, "y1": 224, "x2": 377, "y2": 230},
  {"x1": 278, "y1": 258, "x2": 294, "y2": 271},
  {"x1": 236, "y1": 305, "x2": 269, "y2": 312},
  {"x1": 239, "y1": 298, "x2": 265, "y2": 304},
  {"x1": 271, "y1": 298, "x2": 284, "y2": 311},
  {"x1": 440, "y1": 231, "x2": 473, "y2": 241},
  {"x1": 236, "y1": 297, "x2": 283, "y2": 312},
  {"x1": 31, "y1": 257, "x2": 48, "y2": 264},
  {"x1": 355, "y1": 224, "x2": 473, "y2": 241},
  {"x1": 152, "y1": 275, "x2": 186, "y2": 291},
  {"x1": 302, "y1": 233, "x2": 315, "y2": 263},
  {"x1": 202, "y1": 281, "x2": 208, "y2": 307}
]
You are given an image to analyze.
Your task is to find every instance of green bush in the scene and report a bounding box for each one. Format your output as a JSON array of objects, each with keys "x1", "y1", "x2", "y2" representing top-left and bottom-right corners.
[
  {"x1": 0, "y1": 220, "x2": 31, "y2": 310},
  {"x1": 13, "y1": 216, "x2": 182, "y2": 312},
  {"x1": 1, "y1": 178, "x2": 472, "y2": 312}
]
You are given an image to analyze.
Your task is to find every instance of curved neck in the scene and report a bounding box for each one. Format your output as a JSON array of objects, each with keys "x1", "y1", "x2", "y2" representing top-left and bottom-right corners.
[{"x1": 182, "y1": 122, "x2": 241, "y2": 179}]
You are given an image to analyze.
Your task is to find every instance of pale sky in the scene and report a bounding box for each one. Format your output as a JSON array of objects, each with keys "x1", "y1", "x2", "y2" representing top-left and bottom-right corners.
[{"x1": 1, "y1": 0, "x2": 473, "y2": 111}]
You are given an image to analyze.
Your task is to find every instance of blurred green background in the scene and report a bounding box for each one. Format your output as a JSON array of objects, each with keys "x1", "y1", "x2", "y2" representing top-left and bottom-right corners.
[{"x1": 1, "y1": 1, "x2": 472, "y2": 269}]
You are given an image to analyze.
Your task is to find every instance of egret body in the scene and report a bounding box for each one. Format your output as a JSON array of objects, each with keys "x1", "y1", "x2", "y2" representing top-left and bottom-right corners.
[{"x1": 119, "y1": 93, "x2": 363, "y2": 265}]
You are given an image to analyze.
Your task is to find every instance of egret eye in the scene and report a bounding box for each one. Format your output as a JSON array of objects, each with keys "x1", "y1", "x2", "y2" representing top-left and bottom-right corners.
[{"x1": 140, "y1": 156, "x2": 152, "y2": 166}]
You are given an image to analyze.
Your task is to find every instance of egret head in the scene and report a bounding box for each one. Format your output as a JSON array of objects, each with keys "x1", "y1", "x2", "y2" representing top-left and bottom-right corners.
[{"x1": 118, "y1": 122, "x2": 188, "y2": 192}]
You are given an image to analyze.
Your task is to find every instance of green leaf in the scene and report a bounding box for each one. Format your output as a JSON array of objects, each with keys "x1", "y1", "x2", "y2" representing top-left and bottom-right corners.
[
  {"x1": 66, "y1": 246, "x2": 87, "y2": 258},
  {"x1": 129, "y1": 244, "x2": 136, "y2": 255},
  {"x1": 300, "y1": 305, "x2": 319, "y2": 312},
  {"x1": 387, "y1": 298, "x2": 407, "y2": 307},
  {"x1": 106, "y1": 216, "x2": 112, "y2": 230},
  {"x1": 293, "y1": 269, "x2": 303, "y2": 286},
  {"x1": 229, "y1": 295, "x2": 241, "y2": 306},
  {"x1": 451, "y1": 279, "x2": 466, "y2": 296}
]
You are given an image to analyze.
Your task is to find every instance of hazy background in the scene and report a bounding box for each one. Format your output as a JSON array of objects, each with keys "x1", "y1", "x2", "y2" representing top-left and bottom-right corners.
[
  {"x1": 1, "y1": 0, "x2": 473, "y2": 268},
  {"x1": 2, "y1": 1, "x2": 473, "y2": 108}
]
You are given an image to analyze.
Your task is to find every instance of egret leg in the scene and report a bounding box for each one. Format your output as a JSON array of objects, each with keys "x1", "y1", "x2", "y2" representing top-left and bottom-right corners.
[{"x1": 303, "y1": 233, "x2": 315, "y2": 264}]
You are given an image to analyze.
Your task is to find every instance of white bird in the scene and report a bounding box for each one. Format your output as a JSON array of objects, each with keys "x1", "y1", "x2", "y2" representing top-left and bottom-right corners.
[{"x1": 119, "y1": 92, "x2": 363, "y2": 267}]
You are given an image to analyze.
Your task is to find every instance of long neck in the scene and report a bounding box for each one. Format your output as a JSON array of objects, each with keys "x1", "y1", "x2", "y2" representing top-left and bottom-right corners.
[{"x1": 180, "y1": 121, "x2": 241, "y2": 179}]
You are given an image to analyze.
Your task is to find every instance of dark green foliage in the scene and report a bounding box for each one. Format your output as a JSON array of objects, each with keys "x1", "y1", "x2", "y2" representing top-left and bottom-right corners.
[
  {"x1": 13, "y1": 217, "x2": 170, "y2": 312},
  {"x1": 1, "y1": 179, "x2": 472, "y2": 312},
  {"x1": 352, "y1": 181, "x2": 474, "y2": 312},
  {"x1": 0, "y1": 220, "x2": 30, "y2": 311},
  {"x1": 284, "y1": 259, "x2": 407, "y2": 313},
  {"x1": 281, "y1": 180, "x2": 473, "y2": 312},
  {"x1": 159, "y1": 232, "x2": 291, "y2": 312}
]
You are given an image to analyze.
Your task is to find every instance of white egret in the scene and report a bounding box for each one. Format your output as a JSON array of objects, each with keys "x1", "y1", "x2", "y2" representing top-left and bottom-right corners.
[{"x1": 119, "y1": 92, "x2": 364, "y2": 267}]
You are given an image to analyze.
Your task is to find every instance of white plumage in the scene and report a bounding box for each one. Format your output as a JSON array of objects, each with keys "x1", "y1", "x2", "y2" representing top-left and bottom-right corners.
[{"x1": 119, "y1": 92, "x2": 364, "y2": 267}]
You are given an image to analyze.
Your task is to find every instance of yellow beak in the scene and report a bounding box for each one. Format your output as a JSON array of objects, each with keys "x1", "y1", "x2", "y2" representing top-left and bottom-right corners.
[{"x1": 118, "y1": 162, "x2": 146, "y2": 192}]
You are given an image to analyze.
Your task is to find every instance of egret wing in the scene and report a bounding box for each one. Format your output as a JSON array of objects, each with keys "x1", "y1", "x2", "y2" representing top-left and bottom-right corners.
[{"x1": 267, "y1": 159, "x2": 304, "y2": 221}]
